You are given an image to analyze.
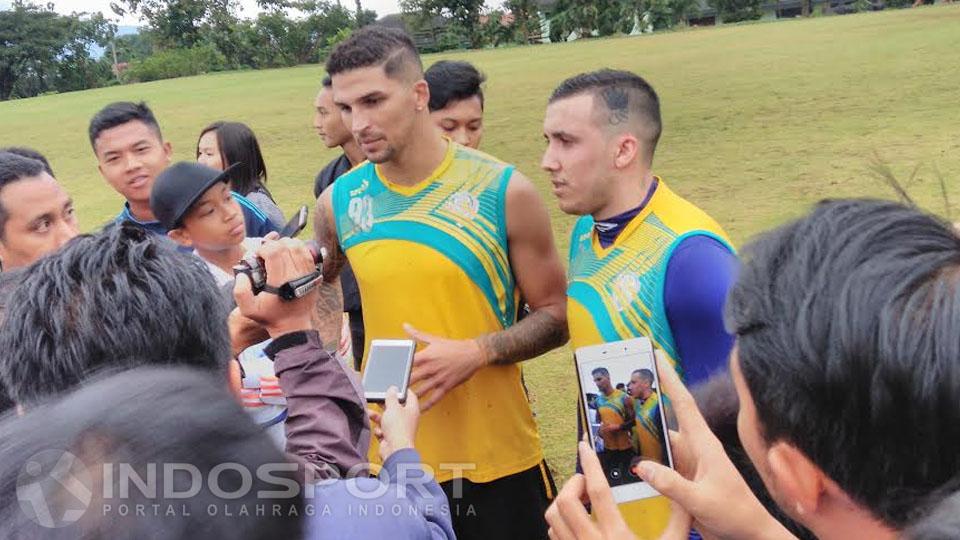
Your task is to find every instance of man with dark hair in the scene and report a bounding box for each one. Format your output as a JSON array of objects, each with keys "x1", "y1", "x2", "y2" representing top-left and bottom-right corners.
[
  {"x1": 88, "y1": 101, "x2": 278, "y2": 240},
  {"x1": 320, "y1": 25, "x2": 568, "y2": 539},
  {"x1": 0, "y1": 223, "x2": 230, "y2": 406},
  {"x1": 314, "y1": 75, "x2": 364, "y2": 198},
  {"x1": 548, "y1": 199, "x2": 960, "y2": 540},
  {"x1": 0, "y1": 368, "x2": 455, "y2": 539},
  {"x1": 0, "y1": 151, "x2": 78, "y2": 272},
  {"x1": 0, "y1": 224, "x2": 370, "y2": 477},
  {"x1": 592, "y1": 367, "x2": 636, "y2": 487},
  {"x1": 0, "y1": 146, "x2": 54, "y2": 176},
  {"x1": 312, "y1": 75, "x2": 366, "y2": 365},
  {"x1": 425, "y1": 60, "x2": 485, "y2": 149},
  {"x1": 543, "y1": 68, "x2": 737, "y2": 536},
  {"x1": 0, "y1": 367, "x2": 305, "y2": 539}
]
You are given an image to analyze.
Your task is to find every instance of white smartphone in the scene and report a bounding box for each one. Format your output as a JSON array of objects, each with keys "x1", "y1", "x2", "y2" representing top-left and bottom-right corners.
[
  {"x1": 574, "y1": 337, "x2": 674, "y2": 503},
  {"x1": 362, "y1": 339, "x2": 416, "y2": 403}
]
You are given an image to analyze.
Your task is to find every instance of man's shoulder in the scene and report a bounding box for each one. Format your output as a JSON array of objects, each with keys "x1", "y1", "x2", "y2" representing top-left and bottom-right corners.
[
  {"x1": 325, "y1": 157, "x2": 373, "y2": 195},
  {"x1": 455, "y1": 144, "x2": 508, "y2": 165},
  {"x1": 567, "y1": 215, "x2": 596, "y2": 262},
  {"x1": 653, "y1": 179, "x2": 731, "y2": 241},
  {"x1": 316, "y1": 155, "x2": 349, "y2": 191},
  {"x1": 451, "y1": 145, "x2": 512, "y2": 180}
]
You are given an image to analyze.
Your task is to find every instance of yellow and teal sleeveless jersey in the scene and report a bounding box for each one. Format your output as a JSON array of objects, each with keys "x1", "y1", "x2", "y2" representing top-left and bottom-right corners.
[
  {"x1": 567, "y1": 178, "x2": 733, "y2": 537},
  {"x1": 596, "y1": 389, "x2": 634, "y2": 451},
  {"x1": 633, "y1": 390, "x2": 665, "y2": 464},
  {"x1": 331, "y1": 141, "x2": 543, "y2": 484}
]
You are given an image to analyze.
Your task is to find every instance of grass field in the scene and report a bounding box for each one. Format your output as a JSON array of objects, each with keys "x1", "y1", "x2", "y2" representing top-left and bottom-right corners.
[{"x1": 1, "y1": 4, "x2": 959, "y2": 481}]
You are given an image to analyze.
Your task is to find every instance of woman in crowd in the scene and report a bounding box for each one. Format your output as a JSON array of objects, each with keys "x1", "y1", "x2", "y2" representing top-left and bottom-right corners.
[{"x1": 196, "y1": 121, "x2": 285, "y2": 227}]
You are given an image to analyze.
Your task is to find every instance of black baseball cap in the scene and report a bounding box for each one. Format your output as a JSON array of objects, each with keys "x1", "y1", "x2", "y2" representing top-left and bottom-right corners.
[{"x1": 150, "y1": 161, "x2": 240, "y2": 230}]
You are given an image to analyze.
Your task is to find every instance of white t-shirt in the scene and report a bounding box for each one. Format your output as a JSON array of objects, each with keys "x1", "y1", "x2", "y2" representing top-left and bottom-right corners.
[{"x1": 198, "y1": 238, "x2": 262, "y2": 288}]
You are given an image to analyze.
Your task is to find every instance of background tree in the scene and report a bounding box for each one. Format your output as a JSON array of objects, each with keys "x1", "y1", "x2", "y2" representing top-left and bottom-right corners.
[
  {"x1": 254, "y1": 0, "x2": 355, "y2": 66},
  {"x1": 0, "y1": 1, "x2": 114, "y2": 100},
  {"x1": 355, "y1": 0, "x2": 377, "y2": 25},
  {"x1": 709, "y1": 0, "x2": 764, "y2": 21},
  {"x1": 479, "y1": 8, "x2": 513, "y2": 46},
  {"x1": 548, "y1": 0, "x2": 600, "y2": 40},
  {"x1": 401, "y1": 0, "x2": 487, "y2": 48},
  {"x1": 113, "y1": 30, "x2": 156, "y2": 63},
  {"x1": 505, "y1": 0, "x2": 541, "y2": 43},
  {"x1": 110, "y1": 0, "x2": 234, "y2": 49}
]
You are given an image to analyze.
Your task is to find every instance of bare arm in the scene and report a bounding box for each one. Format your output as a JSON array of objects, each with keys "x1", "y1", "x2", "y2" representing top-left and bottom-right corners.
[
  {"x1": 477, "y1": 171, "x2": 568, "y2": 365},
  {"x1": 312, "y1": 189, "x2": 348, "y2": 350}
]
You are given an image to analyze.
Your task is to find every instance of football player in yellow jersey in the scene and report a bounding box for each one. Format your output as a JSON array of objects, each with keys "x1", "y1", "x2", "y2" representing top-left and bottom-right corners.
[
  {"x1": 313, "y1": 27, "x2": 569, "y2": 540},
  {"x1": 629, "y1": 368, "x2": 666, "y2": 464},
  {"x1": 542, "y1": 69, "x2": 738, "y2": 538},
  {"x1": 591, "y1": 367, "x2": 638, "y2": 486}
]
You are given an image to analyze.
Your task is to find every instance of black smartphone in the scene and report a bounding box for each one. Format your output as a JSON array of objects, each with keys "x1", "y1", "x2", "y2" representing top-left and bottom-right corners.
[{"x1": 279, "y1": 206, "x2": 309, "y2": 238}]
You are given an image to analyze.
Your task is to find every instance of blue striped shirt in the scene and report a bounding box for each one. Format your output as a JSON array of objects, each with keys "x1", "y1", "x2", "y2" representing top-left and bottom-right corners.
[{"x1": 115, "y1": 191, "x2": 279, "y2": 243}]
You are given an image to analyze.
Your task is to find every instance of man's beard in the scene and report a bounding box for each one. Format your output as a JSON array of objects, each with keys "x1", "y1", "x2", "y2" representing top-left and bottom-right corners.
[{"x1": 365, "y1": 144, "x2": 396, "y2": 164}]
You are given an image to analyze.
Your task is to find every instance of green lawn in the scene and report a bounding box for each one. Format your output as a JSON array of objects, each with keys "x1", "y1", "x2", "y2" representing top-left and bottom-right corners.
[{"x1": 1, "y1": 4, "x2": 958, "y2": 481}]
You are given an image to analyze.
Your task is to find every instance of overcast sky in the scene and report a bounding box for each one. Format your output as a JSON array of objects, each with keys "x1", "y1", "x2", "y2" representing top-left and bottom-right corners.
[{"x1": 3, "y1": 0, "x2": 406, "y2": 24}]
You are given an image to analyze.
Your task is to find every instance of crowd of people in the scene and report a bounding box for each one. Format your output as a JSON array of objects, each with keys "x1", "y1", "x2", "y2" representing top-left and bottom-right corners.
[{"x1": 0, "y1": 24, "x2": 957, "y2": 540}]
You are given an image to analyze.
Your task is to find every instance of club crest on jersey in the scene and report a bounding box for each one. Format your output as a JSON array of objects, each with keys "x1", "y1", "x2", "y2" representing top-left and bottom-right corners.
[
  {"x1": 610, "y1": 270, "x2": 641, "y2": 312},
  {"x1": 348, "y1": 195, "x2": 374, "y2": 233},
  {"x1": 443, "y1": 190, "x2": 480, "y2": 220}
]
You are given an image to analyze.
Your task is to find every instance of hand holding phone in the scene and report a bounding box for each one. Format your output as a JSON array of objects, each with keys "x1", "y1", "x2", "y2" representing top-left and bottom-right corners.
[
  {"x1": 368, "y1": 387, "x2": 420, "y2": 462},
  {"x1": 574, "y1": 337, "x2": 674, "y2": 503},
  {"x1": 362, "y1": 339, "x2": 416, "y2": 403}
]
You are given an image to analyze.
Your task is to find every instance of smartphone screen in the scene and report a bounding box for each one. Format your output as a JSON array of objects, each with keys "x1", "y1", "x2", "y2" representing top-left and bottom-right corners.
[
  {"x1": 362, "y1": 340, "x2": 415, "y2": 402},
  {"x1": 575, "y1": 338, "x2": 673, "y2": 501}
]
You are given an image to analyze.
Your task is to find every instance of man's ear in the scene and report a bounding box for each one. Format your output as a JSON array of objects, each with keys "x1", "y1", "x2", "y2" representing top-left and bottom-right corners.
[
  {"x1": 167, "y1": 227, "x2": 192, "y2": 248},
  {"x1": 767, "y1": 441, "x2": 826, "y2": 520},
  {"x1": 613, "y1": 134, "x2": 641, "y2": 170},
  {"x1": 162, "y1": 140, "x2": 173, "y2": 164},
  {"x1": 413, "y1": 79, "x2": 430, "y2": 113}
]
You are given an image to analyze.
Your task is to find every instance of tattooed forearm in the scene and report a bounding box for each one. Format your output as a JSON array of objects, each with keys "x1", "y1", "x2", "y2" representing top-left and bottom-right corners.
[
  {"x1": 312, "y1": 277, "x2": 344, "y2": 351},
  {"x1": 314, "y1": 192, "x2": 346, "y2": 283},
  {"x1": 313, "y1": 191, "x2": 346, "y2": 350},
  {"x1": 477, "y1": 309, "x2": 568, "y2": 366}
]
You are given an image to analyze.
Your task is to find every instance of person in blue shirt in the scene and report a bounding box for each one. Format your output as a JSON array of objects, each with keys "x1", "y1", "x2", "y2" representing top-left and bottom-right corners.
[{"x1": 88, "y1": 101, "x2": 278, "y2": 241}]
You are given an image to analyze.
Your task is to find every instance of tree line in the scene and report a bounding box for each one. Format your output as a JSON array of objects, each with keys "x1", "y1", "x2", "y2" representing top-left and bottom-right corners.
[
  {"x1": 1, "y1": 0, "x2": 918, "y2": 100},
  {"x1": 0, "y1": 0, "x2": 373, "y2": 100}
]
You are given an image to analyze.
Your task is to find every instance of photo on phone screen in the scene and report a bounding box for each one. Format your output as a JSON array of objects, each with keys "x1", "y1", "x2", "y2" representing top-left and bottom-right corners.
[
  {"x1": 362, "y1": 339, "x2": 416, "y2": 403},
  {"x1": 575, "y1": 337, "x2": 673, "y2": 502}
]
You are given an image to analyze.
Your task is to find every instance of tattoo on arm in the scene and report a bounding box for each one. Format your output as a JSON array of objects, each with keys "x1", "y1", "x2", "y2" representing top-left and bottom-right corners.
[
  {"x1": 313, "y1": 190, "x2": 346, "y2": 350},
  {"x1": 314, "y1": 193, "x2": 346, "y2": 283},
  {"x1": 477, "y1": 309, "x2": 568, "y2": 366},
  {"x1": 312, "y1": 277, "x2": 344, "y2": 351}
]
